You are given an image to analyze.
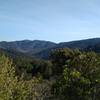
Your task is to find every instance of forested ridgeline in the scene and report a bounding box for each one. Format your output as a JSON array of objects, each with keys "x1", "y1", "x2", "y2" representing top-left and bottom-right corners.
[{"x1": 0, "y1": 48, "x2": 100, "y2": 100}]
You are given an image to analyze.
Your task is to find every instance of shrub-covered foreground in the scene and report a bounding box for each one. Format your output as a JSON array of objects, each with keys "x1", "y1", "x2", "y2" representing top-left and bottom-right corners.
[
  {"x1": 0, "y1": 48, "x2": 100, "y2": 100},
  {"x1": 0, "y1": 55, "x2": 52, "y2": 100}
]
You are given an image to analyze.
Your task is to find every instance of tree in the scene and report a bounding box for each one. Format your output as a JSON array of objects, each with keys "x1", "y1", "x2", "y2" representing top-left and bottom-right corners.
[
  {"x1": 50, "y1": 48, "x2": 81, "y2": 75},
  {"x1": 0, "y1": 55, "x2": 40, "y2": 100},
  {"x1": 52, "y1": 49, "x2": 100, "y2": 100}
]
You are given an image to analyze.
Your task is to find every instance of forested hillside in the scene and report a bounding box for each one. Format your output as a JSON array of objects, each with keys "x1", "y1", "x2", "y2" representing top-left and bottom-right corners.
[
  {"x1": 1, "y1": 38, "x2": 100, "y2": 59},
  {"x1": 0, "y1": 40, "x2": 57, "y2": 56}
]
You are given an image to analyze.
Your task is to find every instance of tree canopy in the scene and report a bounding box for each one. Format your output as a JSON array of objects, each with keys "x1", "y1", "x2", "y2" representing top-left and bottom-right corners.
[{"x1": 52, "y1": 48, "x2": 100, "y2": 100}]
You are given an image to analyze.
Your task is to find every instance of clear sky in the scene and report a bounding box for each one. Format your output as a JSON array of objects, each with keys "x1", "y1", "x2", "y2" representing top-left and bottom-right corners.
[{"x1": 0, "y1": 0, "x2": 100, "y2": 43}]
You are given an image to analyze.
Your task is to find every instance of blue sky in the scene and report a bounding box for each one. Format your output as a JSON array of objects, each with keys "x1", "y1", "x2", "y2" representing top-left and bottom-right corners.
[{"x1": 0, "y1": 0, "x2": 100, "y2": 43}]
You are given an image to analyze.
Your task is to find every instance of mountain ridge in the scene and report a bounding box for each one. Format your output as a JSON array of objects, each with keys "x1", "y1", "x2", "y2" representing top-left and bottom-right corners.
[{"x1": 0, "y1": 38, "x2": 100, "y2": 59}]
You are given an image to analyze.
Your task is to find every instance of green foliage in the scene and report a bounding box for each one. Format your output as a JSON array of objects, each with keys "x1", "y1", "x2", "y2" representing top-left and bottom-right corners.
[
  {"x1": 52, "y1": 48, "x2": 100, "y2": 100},
  {"x1": 0, "y1": 55, "x2": 41, "y2": 100},
  {"x1": 50, "y1": 48, "x2": 81, "y2": 75},
  {"x1": 1, "y1": 47, "x2": 100, "y2": 100},
  {"x1": 29, "y1": 59, "x2": 53, "y2": 79},
  {"x1": 13, "y1": 55, "x2": 53, "y2": 79}
]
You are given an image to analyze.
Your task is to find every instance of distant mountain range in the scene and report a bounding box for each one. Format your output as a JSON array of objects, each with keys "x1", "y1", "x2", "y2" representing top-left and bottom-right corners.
[{"x1": 0, "y1": 38, "x2": 100, "y2": 59}]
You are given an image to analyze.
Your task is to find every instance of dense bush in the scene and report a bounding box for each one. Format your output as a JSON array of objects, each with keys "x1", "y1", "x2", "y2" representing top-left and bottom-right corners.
[
  {"x1": 0, "y1": 55, "x2": 46, "y2": 100},
  {"x1": 52, "y1": 48, "x2": 100, "y2": 100},
  {"x1": 0, "y1": 48, "x2": 100, "y2": 100}
]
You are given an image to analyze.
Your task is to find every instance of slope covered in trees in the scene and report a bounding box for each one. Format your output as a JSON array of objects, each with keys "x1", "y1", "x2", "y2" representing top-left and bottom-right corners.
[{"x1": 1, "y1": 38, "x2": 100, "y2": 59}]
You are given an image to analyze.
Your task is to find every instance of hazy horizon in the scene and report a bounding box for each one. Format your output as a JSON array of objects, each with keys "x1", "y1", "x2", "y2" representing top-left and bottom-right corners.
[
  {"x1": 0, "y1": 37, "x2": 100, "y2": 44},
  {"x1": 0, "y1": 0, "x2": 100, "y2": 42}
]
